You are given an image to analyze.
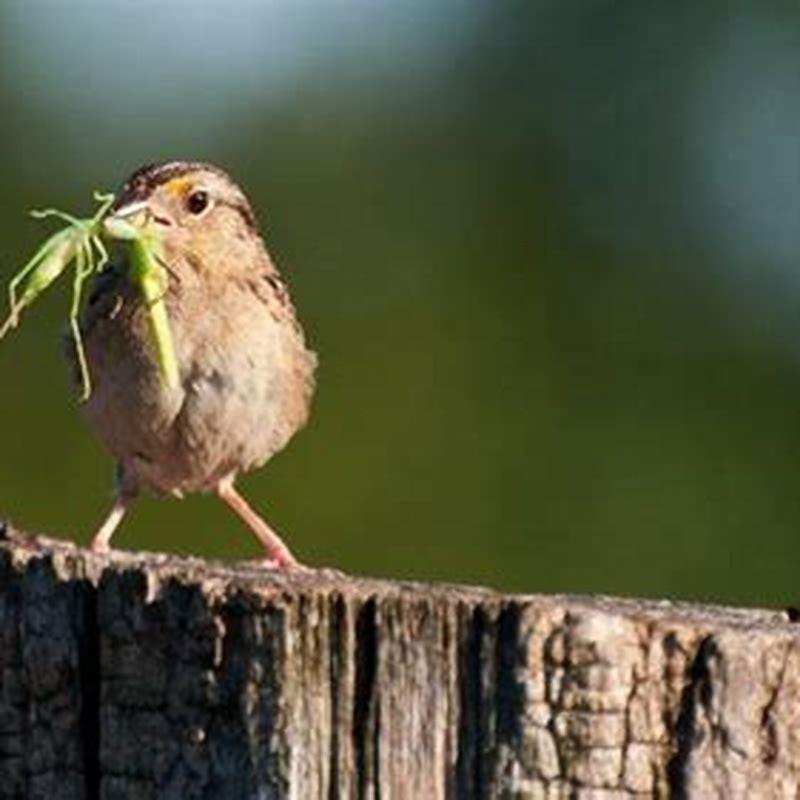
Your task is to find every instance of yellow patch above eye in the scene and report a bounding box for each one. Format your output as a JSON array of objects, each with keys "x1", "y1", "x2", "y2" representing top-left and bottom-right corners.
[{"x1": 165, "y1": 178, "x2": 192, "y2": 197}]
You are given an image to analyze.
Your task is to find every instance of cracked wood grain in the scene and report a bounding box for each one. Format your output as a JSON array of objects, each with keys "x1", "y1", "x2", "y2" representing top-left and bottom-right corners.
[{"x1": 1, "y1": 526, "x2": 799, "y2": 799}]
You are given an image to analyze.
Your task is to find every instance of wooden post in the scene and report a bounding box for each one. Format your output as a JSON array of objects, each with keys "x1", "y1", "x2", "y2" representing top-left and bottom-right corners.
[{"x1": 1, "y1": 525, "x2": 799, "y2": 799}]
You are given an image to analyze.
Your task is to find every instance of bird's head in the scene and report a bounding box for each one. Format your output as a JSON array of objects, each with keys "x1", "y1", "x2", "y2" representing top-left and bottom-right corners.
[{"x1": 105, "y1": 161, "x2": 264, "y2": 269}]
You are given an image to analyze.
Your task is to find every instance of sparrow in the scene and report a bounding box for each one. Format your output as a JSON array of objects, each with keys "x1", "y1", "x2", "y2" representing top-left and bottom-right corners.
[{"x1": 72, "y1": 161, "x2": 317, "y2": 568}]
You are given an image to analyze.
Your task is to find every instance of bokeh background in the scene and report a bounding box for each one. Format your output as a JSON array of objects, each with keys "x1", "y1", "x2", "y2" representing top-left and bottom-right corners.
[{"x1": 1, "y1": 1, "x2": 799, "y2": 606}]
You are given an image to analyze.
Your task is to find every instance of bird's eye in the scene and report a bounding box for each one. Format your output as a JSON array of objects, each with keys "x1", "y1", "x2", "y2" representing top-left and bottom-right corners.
[{"x1": 186, "y1": 190, "x2": 209, "y2": 215}]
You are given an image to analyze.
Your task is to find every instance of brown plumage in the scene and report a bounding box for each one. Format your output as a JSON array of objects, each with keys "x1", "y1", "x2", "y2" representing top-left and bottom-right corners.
[{"x1": 72, "y1": 161, "x2": 317, "y2": 568}]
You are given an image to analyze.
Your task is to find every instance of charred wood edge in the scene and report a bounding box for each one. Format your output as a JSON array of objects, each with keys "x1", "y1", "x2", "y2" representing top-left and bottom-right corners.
[{"x1": 1, "y1": 523, "x2": 799, "y2": 798}]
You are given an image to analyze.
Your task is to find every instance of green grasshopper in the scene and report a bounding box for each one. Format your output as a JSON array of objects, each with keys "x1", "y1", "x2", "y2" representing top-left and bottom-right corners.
[
  {"x1": 103, "y1": 215, "x2": 180, "y2": 391},
  {"x1": 0, "y1": 192, "x2": 179, "y2": 400}
]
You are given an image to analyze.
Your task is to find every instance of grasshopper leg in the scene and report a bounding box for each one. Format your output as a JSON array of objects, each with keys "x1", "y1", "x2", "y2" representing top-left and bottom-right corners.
[
  {"x1": 2, "y1": 241, "x2": 54, "y2": 335},
  {"x1": 30, "y1": 208, "x2": 84, "y2": 227},
  {"x1": 0, "y1": 314, "x2": 14, "y2": 340},
  {"x1": 69, "y1": 241, "x2": 94, "y2": 400},
  {"x1": 91, "y1": 191, "x2": 115, "y2": 218},
  {"x1": 92, "y1": 234, "x2": 109, "y2": 272}
]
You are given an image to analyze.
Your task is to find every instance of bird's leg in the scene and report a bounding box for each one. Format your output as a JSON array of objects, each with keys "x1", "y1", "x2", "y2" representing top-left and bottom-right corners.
[
  {"x1": 216, "y1": 480, "x2": 301, "y2": 569},
  {"x1": 90, "y1": 494, "x2": 131, "y2": 554}
]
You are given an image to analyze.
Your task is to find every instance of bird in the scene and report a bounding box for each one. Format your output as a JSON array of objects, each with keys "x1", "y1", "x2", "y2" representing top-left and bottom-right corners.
[{"x1": 70, "y1": 161, "x2": 317, "y2": 569}]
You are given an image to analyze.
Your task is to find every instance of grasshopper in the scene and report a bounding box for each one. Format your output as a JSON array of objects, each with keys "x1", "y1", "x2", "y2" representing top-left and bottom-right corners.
[
  {"x1": 103, "y1": 214, "x2": 180, "y2": 391},
  {"x1": 0, "y1": 192, "x2": 179, "y2": 400}
]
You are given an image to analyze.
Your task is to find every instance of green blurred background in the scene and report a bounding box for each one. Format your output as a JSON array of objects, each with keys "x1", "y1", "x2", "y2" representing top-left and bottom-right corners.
[{"x1": 1, "y1": 1, "x2": 799, "y2": 606}]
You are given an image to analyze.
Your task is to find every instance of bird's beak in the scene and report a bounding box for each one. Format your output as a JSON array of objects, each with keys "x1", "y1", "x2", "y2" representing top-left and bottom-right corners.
[
  {"x1": 111, "y1": 200, "x2": 148, "y2": 220},
  {"x1": 103, "y1": 201, "x2": 149, "y2": 241}
]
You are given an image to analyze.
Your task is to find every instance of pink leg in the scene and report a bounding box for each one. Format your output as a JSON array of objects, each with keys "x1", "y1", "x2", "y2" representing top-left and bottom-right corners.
[
  {"x1": 217, "y1": 480, "x2": 301, "y2": 569},
  {"x1": 90, "y1": 495, "x2": 130, "y2": 553}
]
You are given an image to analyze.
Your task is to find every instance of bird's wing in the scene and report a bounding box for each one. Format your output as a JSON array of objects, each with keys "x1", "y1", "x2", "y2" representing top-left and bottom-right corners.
[
  {"x1": 240, "y1": 254, "x2": 306, "y2": 334},
  {"x1": 81, "y1": 260, "x2": 130, "y2": 337}
]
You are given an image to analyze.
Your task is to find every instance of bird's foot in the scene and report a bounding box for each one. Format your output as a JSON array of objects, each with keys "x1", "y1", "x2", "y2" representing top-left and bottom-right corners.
[
  {"x1": 256, "y1": 551, "x2": 313, "y2": 573},
  {"x1": 89, "y1": 537, "x2": 111, "y2": 555},
  {"x1": 88, "y1": 495, "x2": 130, "y2": 555}
]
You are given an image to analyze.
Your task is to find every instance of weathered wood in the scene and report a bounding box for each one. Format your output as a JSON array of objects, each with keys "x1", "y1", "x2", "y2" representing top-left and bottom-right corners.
[{"x1": 1, "y1": 525, "x2": 799, "y2": 799}]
